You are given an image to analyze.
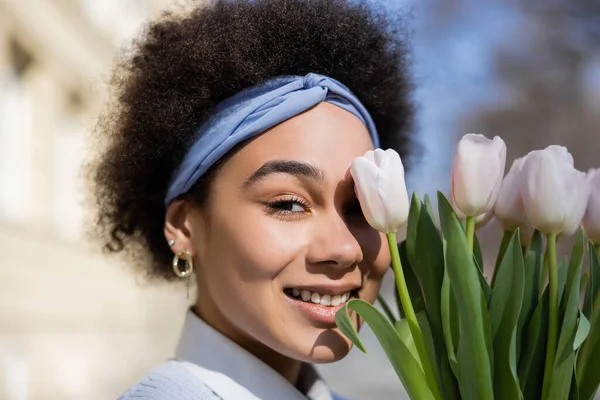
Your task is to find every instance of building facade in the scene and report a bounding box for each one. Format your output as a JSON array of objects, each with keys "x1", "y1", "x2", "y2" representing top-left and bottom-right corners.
[{"x1": 0, "y1": 1, "x2": 190, "y2": 398}]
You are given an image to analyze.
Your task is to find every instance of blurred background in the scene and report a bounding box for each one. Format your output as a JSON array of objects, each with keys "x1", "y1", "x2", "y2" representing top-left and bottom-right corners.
[{"x1": 0, "y1": 0, "x2": 598, "y2": 399}]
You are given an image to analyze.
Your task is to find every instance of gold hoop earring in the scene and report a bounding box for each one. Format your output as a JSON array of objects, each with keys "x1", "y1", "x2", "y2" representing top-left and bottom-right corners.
[{"x1": 172, "y1": 250, "x2": 194, "y2": 299}]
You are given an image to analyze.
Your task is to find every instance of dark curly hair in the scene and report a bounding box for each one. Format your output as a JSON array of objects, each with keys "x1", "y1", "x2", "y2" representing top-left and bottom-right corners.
[{"x1": 88, "y1": 0, "x2": 414, "y2": 281}]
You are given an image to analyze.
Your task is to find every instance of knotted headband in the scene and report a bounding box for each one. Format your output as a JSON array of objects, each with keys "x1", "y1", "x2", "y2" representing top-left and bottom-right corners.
[{"x1": 164, "y1": 72, "x2": 380, "y2": 205}]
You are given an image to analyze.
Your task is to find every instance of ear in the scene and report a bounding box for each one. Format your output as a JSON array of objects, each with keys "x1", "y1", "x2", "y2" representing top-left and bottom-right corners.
[{"x1": 164, "y1": 199, "x2": 202, "y2": 256}]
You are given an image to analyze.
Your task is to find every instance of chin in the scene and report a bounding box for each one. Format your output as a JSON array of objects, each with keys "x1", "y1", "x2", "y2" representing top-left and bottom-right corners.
[{"x1": 298, "y1": 328, "x2": 355, "y2": 364}]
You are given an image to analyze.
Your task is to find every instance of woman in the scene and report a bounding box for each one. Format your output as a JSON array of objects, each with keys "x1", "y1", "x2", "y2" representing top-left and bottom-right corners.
[{"x1": 91, "y1": 0, "x2": 413, "y2": 398}]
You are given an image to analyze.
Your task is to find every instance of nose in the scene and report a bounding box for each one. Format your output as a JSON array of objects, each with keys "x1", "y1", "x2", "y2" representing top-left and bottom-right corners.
[{"x1": 306, "y1": 210, "x2": 363, "y2": 270}]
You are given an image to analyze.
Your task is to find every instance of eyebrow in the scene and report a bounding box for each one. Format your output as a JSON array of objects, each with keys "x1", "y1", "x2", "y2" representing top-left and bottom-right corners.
[{"x1": 243, "y1": 159, "x2": 325, "y2": 189}]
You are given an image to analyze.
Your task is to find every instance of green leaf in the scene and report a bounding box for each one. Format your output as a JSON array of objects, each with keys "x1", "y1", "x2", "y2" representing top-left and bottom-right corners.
[
  {"x1": 569, "y1": 369, "x2": 579, "y2": 400},
  {"x1": 396, "y1": 318, "x2": 422, "y2": 370},
  {"x1": 518, "y1": 289, "x2": 549, "y2": 399},
  {"x1": 546, "y1": 231, "x2": 585, "y2": 400},
  {"x1": 558, "y1": 255, "x2": 570, "y2": 304},
  {"x1": 441, "y1": 267, "x2": 459, "y2": 376},
  {"x1": 377, "y1": 293, "x2": 397, "y2": 323},
  {"x1": 407, "y1": 200, "x2": 460, "y2": 398},
  {"x1": 546, "y1": 353, "x2": 577, "y2": 400},
  {"x1": 335, "y1": 299, "x2": 435, "y2": 400},
  {"x1": 406, "y1": 192, "x2": 422, "y2": 267},
  {"x1": 438, "y1": 192, "x2": 494, "y2": 400},
  {"x1": 423, "y1": 193, "x2": 437, "y2": 224},
  {"x1": 489, "y1": 230, "x2": 525, "y2": 400},
  {"x1": 473, "y1": 233, "x2": 485, "y2": 273},
  {"x1": 583, "y1": 242, "x2": 600, "y2": 323},
  {"x1": 517, "y1": 230, "x2": 544, "y2": 358},
  {"x1": 574, "y1": 312, "x2": 590, "y2": 352},
  {"x1": 417, "y1": 311, "x2": 441, "y2": 379},
  {"x1": 576, "y1": 245, "x2": 600, "y2": 400},
  {"x1": 491, "y1": 230, "x2": 514, "y2": 287},
  {"x1": 476, "y1": 259, "x2": 493, "y2": 305}
]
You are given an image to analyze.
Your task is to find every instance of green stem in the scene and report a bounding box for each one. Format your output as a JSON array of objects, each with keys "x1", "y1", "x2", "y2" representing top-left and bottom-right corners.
[
  {"x1": 466, "y1": 216, "x2": 475, "y2": 254},
  {"x1": 595, "y1": 243, "x2": 600, "y2": 258},
  {"x1": 376, "y1": 293, "x2": 397, "y2": 323},
  {"x1": 541, "y1": 233, "x2": 558, "y2": 399},
  {"x1": 387, "y1": 233, "x2": 442, "y2": 400}
]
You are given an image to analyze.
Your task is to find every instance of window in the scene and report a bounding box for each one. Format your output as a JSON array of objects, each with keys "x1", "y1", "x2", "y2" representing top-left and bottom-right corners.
[
  {"x1": 0, "y1": 69, "x2": 33, "y2": 223},
  {"x1": 52, "y1": 118, "x2": 85, "y2": 240}
]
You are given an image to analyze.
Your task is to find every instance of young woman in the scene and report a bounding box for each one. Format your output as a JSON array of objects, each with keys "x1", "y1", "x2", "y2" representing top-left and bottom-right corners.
[{"x1": 91, "y1": 0, "x2": 413, "y2": 398}]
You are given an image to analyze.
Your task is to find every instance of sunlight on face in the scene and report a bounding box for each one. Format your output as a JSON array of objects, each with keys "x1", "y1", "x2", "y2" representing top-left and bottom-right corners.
[{"x1": 189, "y1": 102, "x2": 391, "y2": 365}]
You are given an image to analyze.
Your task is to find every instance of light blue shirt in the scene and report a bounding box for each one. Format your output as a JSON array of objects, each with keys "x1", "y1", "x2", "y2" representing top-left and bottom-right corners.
[{"x1": 119, "y1": 310, "x2": 349, "y2": 400}]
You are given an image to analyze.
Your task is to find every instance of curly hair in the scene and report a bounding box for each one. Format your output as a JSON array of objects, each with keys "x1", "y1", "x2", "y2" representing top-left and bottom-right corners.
[{"x1": 88, "y1": 0, "x2": 414, "y2": 281}]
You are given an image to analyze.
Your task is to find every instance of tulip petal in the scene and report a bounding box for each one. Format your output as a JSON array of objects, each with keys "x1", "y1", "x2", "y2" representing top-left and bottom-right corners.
[
  {"x1": 562, "y1": 169, "x2": 590, "y2": 236},
  {"x1": 351, "y1": 156, "x2": 388, "y2": 232},
  {"x1": 376, "y1": 150, "x2": 409, "y2": 232},
  {"x1": 545, "y1": 145, "x2": 574, "y2": 167},
  {"x1": 521, "y1": 149, "x2": 570, "y2": 234},
  {"x1": 451, "y1": 134, "x2": 506, "y2": 217},
  {"x1": 351, "y1": 149, "x2": 409, "y2": 233},
  {"x1": 494, "y1": 157, "x2": 527, "y2": 230},
  {"x1": 582, "y1": 169, "x2": 600, "y2": 244}
]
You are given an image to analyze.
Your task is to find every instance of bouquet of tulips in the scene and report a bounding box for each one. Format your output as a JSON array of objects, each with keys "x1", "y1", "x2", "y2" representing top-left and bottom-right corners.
[{"x1": 335, "y1": 134, "x2": 600, "y2": 400}]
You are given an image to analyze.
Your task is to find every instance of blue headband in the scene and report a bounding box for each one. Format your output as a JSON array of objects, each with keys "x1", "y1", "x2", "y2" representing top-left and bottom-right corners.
[{"x1": 164, "y1": 72, "x2": 380, "y2": 205}]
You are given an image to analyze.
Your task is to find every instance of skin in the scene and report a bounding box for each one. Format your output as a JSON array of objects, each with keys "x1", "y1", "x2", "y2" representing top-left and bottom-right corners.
[{"x1": 165, "y1": 102, "x2": 391, "y2": 386}]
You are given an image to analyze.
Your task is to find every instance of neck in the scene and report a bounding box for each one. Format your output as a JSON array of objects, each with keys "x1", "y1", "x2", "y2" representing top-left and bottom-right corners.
[{"x1": 193, "y1": 299, "x2": 303, "y2": 387}]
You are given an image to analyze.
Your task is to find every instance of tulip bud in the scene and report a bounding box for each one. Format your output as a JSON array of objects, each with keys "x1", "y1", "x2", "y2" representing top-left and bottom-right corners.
[
  {"x1": 583, "y1": 169, "x2": 600, "y2": 244},
  {"x1": 451, "y1": 134, "x2": 507, "y2": 218},
  {"x1": 451, "y1": 196, "x2": 494, "y2": 228},
  {"x1": 494, "y1": 157, "x2": 527, "y2": 231},
  {"x1": 351, "y1": 149, "x2": 409, "y2": 233},
  {"x1": 520, "y1": 145, "x2": 589, "y2": 235}
]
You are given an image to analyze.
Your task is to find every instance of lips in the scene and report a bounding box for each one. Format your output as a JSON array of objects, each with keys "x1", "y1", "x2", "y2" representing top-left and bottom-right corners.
[
  {"x1": 286, "y1": 287, "x2": 352, "y2": 307},
  {"x1": 283, "y1": 285, "x2": 360, "y2": 326}
]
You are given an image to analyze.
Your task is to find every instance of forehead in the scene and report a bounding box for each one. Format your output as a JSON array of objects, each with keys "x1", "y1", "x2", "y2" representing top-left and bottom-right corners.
[{"x1": 224, "y1": 102, "x2": 375, "y2": 179}]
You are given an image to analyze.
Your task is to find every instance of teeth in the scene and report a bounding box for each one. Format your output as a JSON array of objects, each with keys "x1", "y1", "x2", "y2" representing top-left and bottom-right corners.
[
  {"x1": 289, "y1": 288, "x2": 353, "y2": 307},
  {"x1": 310, "y1": 292, "x2": 321, "y2": 304},
  {"x1": 331, "y1": 295, "x2": 341, "y2": 306},
  {"x1": 301, "y1": 290, "x2": 311, "y2": 301}
]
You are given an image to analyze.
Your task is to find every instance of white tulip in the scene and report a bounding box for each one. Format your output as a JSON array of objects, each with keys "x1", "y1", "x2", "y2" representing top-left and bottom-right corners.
[
  {"x1": 521, "y1": 145, "x2": 590, "y2": 235},
  {"x1": 494, "y1": 156, "x2": 527, "y2": 231},
  {"x1": 583, "y1": 169, "x2": 600, "y2": 244},
  {"x1": 451, "y1": 134, "x2": 507, "y2": 217},
  {"x1": 451, "y1": 196, "x2": 494, "y2": 228},
  {"x1": 351, "y1": 149, "x2": 410, "y2": 233}
]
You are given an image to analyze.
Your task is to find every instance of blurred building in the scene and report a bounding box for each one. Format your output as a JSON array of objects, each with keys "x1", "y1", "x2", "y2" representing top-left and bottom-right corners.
[{"x1": 0, "y1": 1, "x2": 190, "y2": 399}]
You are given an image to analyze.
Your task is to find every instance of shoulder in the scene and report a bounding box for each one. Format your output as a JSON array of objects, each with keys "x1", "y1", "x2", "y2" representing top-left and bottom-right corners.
[
  {"x1": 118, "y1": 360, "x2": 222, "y2": 400},
  {"x1": 332, "y1": 393, "x2": 353, "y2": 400}
]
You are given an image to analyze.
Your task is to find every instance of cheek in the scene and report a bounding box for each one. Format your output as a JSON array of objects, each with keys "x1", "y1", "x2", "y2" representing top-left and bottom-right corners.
[
  {"x1": 357, "y1": 230, "x2": 391, "y2": 303},
  {"x1": 371, "y1": 232, "x2": 392, "y2": 277},
  {"x1": 354, "y1": 228, "x2": 391, "y2": 279}
]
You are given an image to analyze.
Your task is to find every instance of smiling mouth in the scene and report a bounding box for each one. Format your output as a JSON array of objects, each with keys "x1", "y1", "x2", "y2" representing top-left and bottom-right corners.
[{"x1": 283, "y1": 288, "x2": 358, "y2": 307}]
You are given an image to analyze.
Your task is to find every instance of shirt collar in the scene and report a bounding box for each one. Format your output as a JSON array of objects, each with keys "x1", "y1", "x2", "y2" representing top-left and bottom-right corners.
[{"x1": 175, "y1": 309, "x2": 334, "y2": 400}]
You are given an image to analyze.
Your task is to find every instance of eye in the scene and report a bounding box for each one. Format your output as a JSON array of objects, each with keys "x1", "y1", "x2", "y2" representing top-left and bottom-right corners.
[{"x1": 265, "y1": 196, "x2": 311, "y2": 216}]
